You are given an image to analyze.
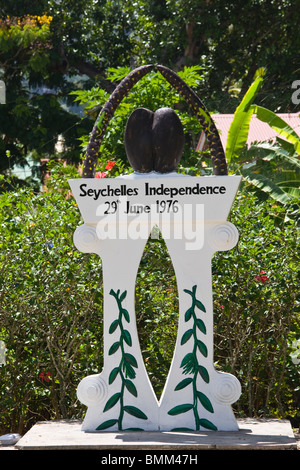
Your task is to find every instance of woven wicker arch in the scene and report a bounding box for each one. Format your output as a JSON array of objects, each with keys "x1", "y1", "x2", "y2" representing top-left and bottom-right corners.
[{"x1": 82, "y1": 65, "x2": 227, "y2": 177}]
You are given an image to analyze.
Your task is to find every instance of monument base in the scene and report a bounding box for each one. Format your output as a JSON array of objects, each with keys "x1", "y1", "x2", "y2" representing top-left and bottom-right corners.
[{"x1": 15, "y1": 418, "x2": 297, "y2": 450}]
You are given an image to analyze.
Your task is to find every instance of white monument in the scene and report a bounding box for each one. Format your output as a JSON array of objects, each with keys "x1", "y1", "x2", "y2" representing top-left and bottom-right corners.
[
  {"x1": 69, "y1": 65, "x2": 242, "y2": 432},
  {"x1": 70, "y1": 173, "x2": 242, "y2": 432}
]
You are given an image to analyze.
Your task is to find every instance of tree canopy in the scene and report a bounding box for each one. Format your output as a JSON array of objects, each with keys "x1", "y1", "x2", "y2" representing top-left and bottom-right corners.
[{"x1": 1, "y1": 0, "x2": 300, "y2": 175}]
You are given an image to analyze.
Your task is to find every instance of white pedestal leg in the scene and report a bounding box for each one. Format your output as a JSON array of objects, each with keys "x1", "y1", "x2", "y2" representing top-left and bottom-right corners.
[
  {"x1": 158, "y1": 222, "x2": 241, "y2": 431},
  {"x1": 74, "y1": 228, "x2": 159, "y2": 431}
]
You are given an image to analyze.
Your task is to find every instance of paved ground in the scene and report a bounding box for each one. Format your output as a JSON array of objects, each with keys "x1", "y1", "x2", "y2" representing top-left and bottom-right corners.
[
  {"x1": 294, "y1": 429, "x2": 299, "y2": 449},
  {"x1": 0, "y1": 418, "x2": 298, "y2": 451}
]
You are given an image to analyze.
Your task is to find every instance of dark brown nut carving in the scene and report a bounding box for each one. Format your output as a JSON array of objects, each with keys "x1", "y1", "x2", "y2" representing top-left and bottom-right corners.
[
  {"x1": 124, "y1": 108, "x2": 154, "y2": 173},
  {"x1": 124, "y1": 107, "x2": 185, "y2": 173},
  {"x1": 152, "y1": 107, "x2": 184, "y2": 173}
]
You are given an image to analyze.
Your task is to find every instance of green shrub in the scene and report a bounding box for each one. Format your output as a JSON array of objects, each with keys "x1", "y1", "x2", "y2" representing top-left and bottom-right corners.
[
  {"x1": 136, "y1": 189, "x2": 300, "y2": 423},
  {"x1": 0, "y1": 164, "x2": 299, "y2": 434},
  {"x1": 212, "y1": 190, "x2": 299, "y2": 421},
  {"x1": 0, "y1": 167, "x2": 104, "y2": 433}
]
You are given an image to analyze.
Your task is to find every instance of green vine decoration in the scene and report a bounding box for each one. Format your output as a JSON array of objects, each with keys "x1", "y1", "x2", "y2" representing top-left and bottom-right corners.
[
  {"x1": 168, "y1": 285, "x2": 217, "y2": 431},
  {"x1": 96, "y1": 288, "x2": 148, "y2": 431}
]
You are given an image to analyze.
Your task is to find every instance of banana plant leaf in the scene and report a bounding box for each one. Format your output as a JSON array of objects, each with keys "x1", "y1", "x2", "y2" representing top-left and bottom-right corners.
[
  {"x1": 250, "y1": 142, "x2": 300, "y2": 169},
  {"x1": 251, "y1": 105, "x2": 300, "y2": 154},
  {"x1": 226, "y1": 76, "x2": 263, "y2": 163},
  {"x1": 242, "y1": 169, "x2": 293, "y2": 204}
]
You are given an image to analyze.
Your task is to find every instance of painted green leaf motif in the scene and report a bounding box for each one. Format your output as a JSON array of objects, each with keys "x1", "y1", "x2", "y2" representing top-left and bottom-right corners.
[
  {"x1": 180, "y1": 329, "x2": 193, "y2": 345},
  {"x1": 96, "y1": 419, "x2": 118, "y2": 431},
  {"x1": 199, "y1": 418, "x2": 218, "y2": 431},
  {"x1": 184, "y1": 307, "x2": 193, "y2": 322},
  {"x1": 197, "y1": 339, "x2": 208, "y2": 357},
  {"x1": 173, "y1": 284, "x2": 216, "y2": 432},
  {"x1": 103, "y1": 392, "x2": 121, "y2": 412},
  {"x1": 174, "y1": 377, "x2": 193, "y2": 391},
  {"x1": 123, "y1": 405, "x2": 148, "y2": 420},
  {"x1": 123, "y1": 329, "x2": 132, "y2": 346},
  {"x1": 124, "y1": 379, "x2": 137, "y2": 397},
  {"x1": 195, "y1": 299, "x2": 206, "y2": 312},
  {"x1": 122, "y1": 362, "x2": 136, "y2": 379},
  {"x1": 105, "y1": 286, "x2": 146, "y2": 430},
  {"x1": 122, "y1": 308, "x2": 130, "y2": 323},
  {"x1": 196, "y1": 318, "x2": 206, "y2": 334},
  {"x1": 168, "y1": 403, "x2": 194, "y2": 416},
  {"x1": 197, "y1": 391, "x2": 214, "y2": 413},
  {"x1": 120, "y1": 290, "x2": 127, "y2": 302},
  {"x1": 198, "y1": 365, "x2": 210, "y2": 383},
  {"x1": 183, "y1": 288, "x2": 193, "y2": 296},
  {"x1": 109, "y1": 341, "x2": 120, "y2": 355},
  {"x1": 109, "y1": 367, "x2": 120, "y2": 384},
  {"x1": 109, "y1": 319, "x2": 119, "y2": 334},
  {"x1": 124, "y1": 352, "x2": 138, "y2": 368},
  {"x1": 180, "y1": 352, "x2": 197, "y2": 374}
]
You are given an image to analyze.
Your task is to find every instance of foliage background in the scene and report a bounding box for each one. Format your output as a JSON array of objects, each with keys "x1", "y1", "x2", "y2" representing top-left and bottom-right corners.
[
  {"x1": 0, "y1": 0, "x2": 299, "y2": 434},
  {"x1": 1, "y1": 0, "x2": 300, "y2": 173},
  {"x1": 0, "y1": 162, "x2": 299, "y2": 435}
]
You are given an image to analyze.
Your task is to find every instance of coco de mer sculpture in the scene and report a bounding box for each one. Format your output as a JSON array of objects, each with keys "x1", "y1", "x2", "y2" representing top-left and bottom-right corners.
[{"x1": 69, "y1": 65, "x2": 242, "y2": 432}]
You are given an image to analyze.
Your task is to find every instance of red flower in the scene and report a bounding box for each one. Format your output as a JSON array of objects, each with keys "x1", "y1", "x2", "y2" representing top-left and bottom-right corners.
[
  {"x1": 105, "y1": 160, "x2": 116, "y2": 170},
  {"x1": 95, "y1": 171, "x2": 107, "y2": 178},
  {"x1": 39, "y1": 370, "x2": 51, "y2": 382},
  {"x1": 254, "y1": 271, "x2": 268, "y2": 283}
]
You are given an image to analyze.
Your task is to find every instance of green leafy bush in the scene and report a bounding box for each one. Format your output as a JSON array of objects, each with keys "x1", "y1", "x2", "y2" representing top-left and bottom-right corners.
[
  {"x1": 0, "y1": 167, "x2": 104, "y2": 434},
  {"x1": 212, "y1": 191, "x2": 299, "y2": 421},
  {"x1": 136, "y1": 190, "x2": 300, "y2": 423},
  {"x1": 1, "y1": 62, "x2": 300, "y2": 432},
  {"x1": 0, "y1": 162, "x2": 299, "y2": 434}
]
